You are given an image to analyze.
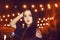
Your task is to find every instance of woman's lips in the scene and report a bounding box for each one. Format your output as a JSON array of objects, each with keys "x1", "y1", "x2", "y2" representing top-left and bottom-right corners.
[{"x1": 27, "y1": 20, "x2": 30, "y2": 22}]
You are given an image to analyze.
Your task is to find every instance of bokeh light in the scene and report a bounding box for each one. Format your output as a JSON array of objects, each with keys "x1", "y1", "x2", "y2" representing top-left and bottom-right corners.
[
  {"x1": 23, "y1": 4, "x2": 27, "y2": 8},
  {"x1": 5, "y1": 5, "x2": 9, "y2": 9},
  {"x1": 54, "y1": 3, "x2": 58, "y2": 7},
  {"x1": 34, "y1": 9, "x2": 38, "y2": 12},
  {"x1": 31, "y1": 4, "x2": 35, "y2": 8}
]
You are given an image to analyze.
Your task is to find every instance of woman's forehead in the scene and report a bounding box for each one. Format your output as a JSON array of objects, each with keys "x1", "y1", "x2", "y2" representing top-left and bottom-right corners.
[{"x1": 24, "y1": 10, "x2": 31, "y2": 14}]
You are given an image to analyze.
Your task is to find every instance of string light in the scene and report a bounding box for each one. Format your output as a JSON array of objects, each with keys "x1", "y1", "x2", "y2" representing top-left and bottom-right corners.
[
  {"x1": 50, "y1": 17, "x2": 53, "y2": 20},
  {"x1": 23, "y1": 4, "x2": 27, "y2": 8},
  {"x1": 5, "y1": 5, "x2": 9, "y2": 9},
  {"x1": 10, "y1": 19, "x2": 13, "y2": 21},
  {"x1": 0, "y1": 18, "x2": 3, "y2": 21},
  {"x1": 41, "y1": 8, "x2": 44, "y2": 11},
  {"x1": 4, "y1": 24, "x2": 6, "y2": 26},
  {"x1": 38, "y1": 18, "x2": 41, "y2": 20},
  {"x1": 39, "y1": 26, "x2": 41, "y2": 28},
  {"x1": 34, "y1": 9, "x2": 38, "y2": 12},
  {"x1": 37, "y1": 24, "x2": 39, "y2": 26},
  {"x1": 12, "y1": 13, "x2": 15, "y2": 16},
  {"x1": 37, "y1": 21, "x2": 40, "y2": 23},
  {"x1": 3, "y1": 15, "x2": 5, "y2": 18},
  {"x1": 17, "y1": 13, "x2": 20, "y2": 15},
  {"x1": 40, "y1": 26, "x2": 43, "y2": 28},
  {"x1": 39, "y1": 4, "x2": 43, "y2": 8},
  {"x1": 45, "y1": 19, "x2": 48, "y2": 21},
  {"x1": 43, "y1": 18, "x2": 45, "y2": 20},
  {"x1": 40, "y1": 24, "x2": 42, "y2": 26},
  {"x1": 31, "y1": 4, "x2": 35, "y2": 8},
  {"x1": 7, "y1": 14, "x2": 10, "y2": 17},
  {"x1": 51, "y1": 17, "x2": 54, "y2": 20},
  {"x1": 7, "y1": 24, "x2": 10, "y2": 27},
  {"x1": 43, "y1": 23, "x2": 45, "y2": 26},
  {"x1": 47, "y1": 17, "x2": 50, "y2": 20},
  {"x1": 46, "y1": 23, "x2": 49, "y2": 25},
  {"x1": 47, "y1": 4, "x2": 51, "y2": 9},
  {"x1": 15, "y1": 5, "x2": 17, "y2": 8},
  {"x1": 39, "y1": 26, "x2": 43, "y2": 28},
  {"x1": 5, "y1": 19, "x2": 8, "y2": 21},
  {"x1": 41, "y1": 20, "x2": 43, "y2": 22},
  {"x1": 55, "y1": 3, "x2": 58, "y2": 7}
]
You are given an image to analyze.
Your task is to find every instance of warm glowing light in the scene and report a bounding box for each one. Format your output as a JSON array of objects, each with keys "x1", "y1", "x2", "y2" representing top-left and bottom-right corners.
[
  {"x1": 40, "y1": 26, "x2": 43, "y2": 28},
  {"x1": 48, "y1": 6, "x2": 51, "y2": 9},
  {"x1": 5, "y1": 19, "x2": 8, "y2": 21},
  {"x1": 0, "y1": 19, "x2": 3, "y2": 21},
  {"x1": 46, "y1": 23, "x2": 49, "y2": 25},
  {"x1": 34, "y1": 9, "x2": 38, "y2": 12},
  {"x1": 55, "y1": 3, "x2": 58, "y2": 7},
  {"x1": 39, "y1": 26, "x2": 43, "y2": 28},
  {"x1": 40, "y1": 24, "x2": 42, "y2": 26},
  {"x1": 7, "y1": 24, "x2": 10, "y2": 26},
  {"x1": 17, "y1": 13, "x2": 20, "y2": 15},
  {"x1": 48, "y1": 4, "x2": 50, "y2": 7},
  {"x1": 37, "y1": 21, "x2": 40, "y2": 23},
  {"x1": 43, "y1": 23, "x2": 45, "y2": 26},
  {"x1": 41, "y1": 20, "x2": 43, "y2": 22},
  {"x1": 7, "y1": 14, "x2": 10, "y2": 17},
  {"x1": 39, "y1": 27, "x2": 41, "y2": 28},
  {"x1": 50, "y1": 17, "x2": 52, "y2": 20},
  {"x1": 37, "y1": 24, "x2": 39, "y2": 26},
  {"x1": 10, "y1": 19, "x2": 12, "y2": 21},
  {"x1": 5, "y1": 5, "x2": 9, "y2": 9},
  {"x1": 39, "y1": 4, "x2": 43, "y2": 8},
  {"x1": 43, "y1": 18, "x2": 45, "y2": 20},
  {"x1": 41, "y1": 8, "x2": 44, "y2": 11},
  {"x1": 31, "y1": 4, "x2": 35, "y2": 8},
  {"x1": 50, "y1": 17, "x2": 54, "y2": 20},
  {"x1": 4, "y1": 24, "x2": 6, "y2": 26},
  {"x1": 38, "y1": 18, "x2": 41, "y2": 20},
  {"x1": 3, "y1": 15, "x2": 5, "y2": 18},
  {"x1": 51, "y1": 17, "x2": 54, "y2": 20},
  {"x1": 47, "y1": 17, "x2": 50, "y2": 20},
  {"x1": 12, "y1": 13, "x2": 15, "y2": 16},
  {"x1": 45, "y1": 19, "x2": 48, "y2": 21},
  {"x1": 47, "y1": 4, "x2": 51, "y2": 9},
  {"x1": 23, "y1": 5, "x2": 27, "y2": 8},
  {"x1": 15, "y1": 5, "x2": 17, "y2": 8},
  {"x1": 20, "y1": 19, "x2": 22, "y2": 21}
]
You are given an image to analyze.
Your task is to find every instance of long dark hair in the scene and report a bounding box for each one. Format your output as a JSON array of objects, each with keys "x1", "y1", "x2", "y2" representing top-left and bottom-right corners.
[{"x1": 21, "y1": 9, "x2": 37, "y2": 40}]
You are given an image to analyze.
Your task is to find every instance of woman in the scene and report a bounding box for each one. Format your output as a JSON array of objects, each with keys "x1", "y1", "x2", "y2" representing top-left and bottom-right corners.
[{"x1": 10, "y1": 10, "x2": 43, "y2": 40}]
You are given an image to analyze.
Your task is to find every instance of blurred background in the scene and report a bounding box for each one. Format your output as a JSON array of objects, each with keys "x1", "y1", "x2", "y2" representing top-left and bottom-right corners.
[{"x1": 0, "y1": 0, "x2": 60, "y2": 40}]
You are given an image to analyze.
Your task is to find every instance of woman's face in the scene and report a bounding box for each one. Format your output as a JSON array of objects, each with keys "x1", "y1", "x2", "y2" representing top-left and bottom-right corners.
[{"x1": 24, "y1": 10, "x2": 33, "y2": 25}]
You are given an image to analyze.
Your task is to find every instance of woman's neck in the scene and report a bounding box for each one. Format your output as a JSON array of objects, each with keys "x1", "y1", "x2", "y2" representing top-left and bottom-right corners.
[
  {"x1": 27, "y1": 24, "x2": 30, "y2": 28},
  {"x1": 27, "y1": 23, "x2": 32, "y2": 28}
]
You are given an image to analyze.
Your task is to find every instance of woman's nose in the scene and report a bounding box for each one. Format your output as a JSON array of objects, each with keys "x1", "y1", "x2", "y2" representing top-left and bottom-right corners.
[{"x1": 26, "y1": 17, "x2": 29, "y2": 19}]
